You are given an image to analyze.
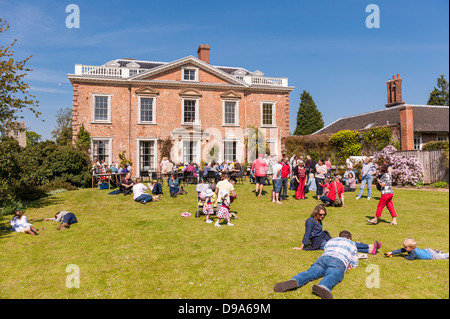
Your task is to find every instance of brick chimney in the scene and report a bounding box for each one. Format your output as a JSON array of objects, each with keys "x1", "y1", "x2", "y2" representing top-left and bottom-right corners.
[
  {"x1": 197, "y1": 44, "x2": 210, "y2": 64},
  {"x1": 386, "y1": 74, "x2": 405, "y2": 108},
  {"x1": 399, "y1": 106, "x2": 415, "y2": 150}
]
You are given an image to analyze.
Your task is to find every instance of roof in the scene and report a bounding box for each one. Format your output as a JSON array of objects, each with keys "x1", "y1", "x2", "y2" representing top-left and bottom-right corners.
[
  {"x1": 313, "y1": 105, "x2": 449, "y2": 135},
  {"x1": 115, "y1": 59, "x2": 254, "y2": 76}
]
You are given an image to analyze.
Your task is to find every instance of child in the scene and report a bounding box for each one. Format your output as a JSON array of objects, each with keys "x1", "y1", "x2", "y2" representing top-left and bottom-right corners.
[
  {"x1": 306, "y1": 173, "x2": 317, "y2": 192},
  {"x1": 44, "y1": 211, "x2": 78, "y2": 230},
  {"x1": 10, "y1": 208, "x2": 39, "y2": 236},
  {"x1": 215, "y1": 190, "x2": 234, "y2": 227},
  {"x1": 202, "y1": 189, "x2": 215, "y2": 224},
  {"x1": 385, "y1": 238, "x2": 449, "y2": 260},
  {"x1": 319, "y1": 177, "x2": 330, "y2": 189}
]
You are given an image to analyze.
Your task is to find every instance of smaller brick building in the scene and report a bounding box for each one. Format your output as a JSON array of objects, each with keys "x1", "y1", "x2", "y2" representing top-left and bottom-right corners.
[
  {"x1": 313, "y1": 74, "x2": 449, "y2": 150},
  {"x1": 68, "y1": 45, "x2": 294, "y2": 176}
]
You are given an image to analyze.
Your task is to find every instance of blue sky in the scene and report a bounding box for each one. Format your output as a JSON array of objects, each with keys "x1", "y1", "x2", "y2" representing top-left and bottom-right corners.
[{"x1": 1, "y1": 0, "x2": 448, "y2": 140}]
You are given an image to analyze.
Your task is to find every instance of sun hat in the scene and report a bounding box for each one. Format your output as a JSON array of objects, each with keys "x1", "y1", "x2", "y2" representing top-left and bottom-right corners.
[{"x1": 206, "y1": 189, "x2": 214, "y2": 197}]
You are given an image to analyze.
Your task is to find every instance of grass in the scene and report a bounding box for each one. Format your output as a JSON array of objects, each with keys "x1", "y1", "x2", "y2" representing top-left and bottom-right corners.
[{"x1": 0, "y1": 181, "x2": 448, "y2": 299}]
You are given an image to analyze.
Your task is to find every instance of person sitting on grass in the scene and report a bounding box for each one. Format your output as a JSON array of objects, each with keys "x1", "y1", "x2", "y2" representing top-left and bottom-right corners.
[
  {"x1": 119, "y1": 172, "x2": 134, "y2": 196},
  {"x1": 293, "y1": 205, "x2": 381, "y2": 254},
  {"x1": 44, "y1": 211, "x2": 78, "y2": 230},
  {"x1": 10, "y1": 208, "x2": 39, "y2": 236},
  {"x1": 148, "y1": 180, "x2": 163, "y2": 197},
  {"x1": 274, "y1": 230, "x2": 359, "y2": 299},
  {"x1": 385, "y1": 238, "x2": 449, "y2": 260},
  {"x1": 133, "y1": 178, "x2": 158, "y2": 205},
  {"x1": 168, "y1": 173, "x2": 180, "y2": 198},
  {"x1": 320, "y1": 176, "x2": 345, "y2": 207}
]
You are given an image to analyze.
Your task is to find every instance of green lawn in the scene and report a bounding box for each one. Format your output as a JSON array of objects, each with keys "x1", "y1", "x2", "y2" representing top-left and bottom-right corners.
[{"x1": 0, "y1": 181, "x2": 448, "y2": 299}]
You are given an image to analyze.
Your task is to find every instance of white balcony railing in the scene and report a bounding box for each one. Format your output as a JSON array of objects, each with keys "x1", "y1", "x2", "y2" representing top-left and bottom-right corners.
[{"x1": 74, "y1": 64, "x2": 288, "y2": 86}]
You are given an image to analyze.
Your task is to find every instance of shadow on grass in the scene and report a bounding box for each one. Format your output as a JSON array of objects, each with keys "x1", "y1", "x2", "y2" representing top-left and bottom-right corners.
[
  {"x1": 26, "y1": 196, "x2": 64, "y2": 210},
  {"x1": 364, "y1": 215, "x2": 389, "y2": 225}
]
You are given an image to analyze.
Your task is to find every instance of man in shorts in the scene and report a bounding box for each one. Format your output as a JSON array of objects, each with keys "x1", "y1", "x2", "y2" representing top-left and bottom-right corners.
[
  {"x1": 252, "y1": 153, "x2": 267, "y2": 197},
  {"x1": 271, "y1": 157, "x2": 283, "y2": 204}
]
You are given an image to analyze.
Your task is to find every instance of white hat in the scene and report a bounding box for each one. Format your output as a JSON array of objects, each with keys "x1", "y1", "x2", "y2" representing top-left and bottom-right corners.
[
  {"x1": 206, "y1": 189, "x2": 214, "y2": 197},
  {"x1": 220, "y1": 190, "x2": 229, "y2": 197}
]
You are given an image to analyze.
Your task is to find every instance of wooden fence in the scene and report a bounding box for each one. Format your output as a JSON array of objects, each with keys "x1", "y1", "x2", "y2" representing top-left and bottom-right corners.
[{"x1": 395, "y1": 150, "x2": 449, "y2": 184}]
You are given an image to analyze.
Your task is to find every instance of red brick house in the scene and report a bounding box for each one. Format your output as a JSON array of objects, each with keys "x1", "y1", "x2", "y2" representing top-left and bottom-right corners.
[
  {"x1": 68, "y1": 45, "x2": 294, "y2": 176},
  {"x1": 312, "y1": 74, "x2": 449, "y2": 150}
]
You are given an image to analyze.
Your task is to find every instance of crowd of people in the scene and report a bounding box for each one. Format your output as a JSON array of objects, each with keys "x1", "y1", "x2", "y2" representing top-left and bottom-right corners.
[{"x1": 8, "y1": 152, "x2": 448, "y2": 300}]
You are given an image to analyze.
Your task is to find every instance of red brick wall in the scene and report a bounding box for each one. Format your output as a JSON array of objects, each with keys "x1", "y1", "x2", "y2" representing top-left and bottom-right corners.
[
  {"x1": 72, "y1": 81, "x2": 290, "y2": 175},
  {"x1": 399, "y1": 106, "x2": 414, "y2": 150}
]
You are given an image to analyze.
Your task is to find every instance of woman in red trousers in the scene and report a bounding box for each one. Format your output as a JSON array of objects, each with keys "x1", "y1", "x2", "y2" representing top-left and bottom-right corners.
[
  {"x1": 367, "y1": 164, "x2": 397, "y2": 225},
  {"x1": 294, "y1": 160, "x2": 307, "y2": 200}
]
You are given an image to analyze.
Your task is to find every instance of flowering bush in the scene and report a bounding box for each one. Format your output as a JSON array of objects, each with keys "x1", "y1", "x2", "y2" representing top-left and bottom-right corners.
[{"x1": 373, "y1": 145, "x2": 424, "y2": 186}]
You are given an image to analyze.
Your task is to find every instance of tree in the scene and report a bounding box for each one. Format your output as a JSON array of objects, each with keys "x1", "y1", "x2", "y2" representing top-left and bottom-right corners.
[
  {"x1": 293, "y1": 90, "x2": 324, "y2": 136},
  {"x1": 427, "y1": 75, "x2": 449, "y2": 106},
  {"x1": 52, "y1": 107, "x2": 72, "y2": 146},
  {"x1": 75, "y1": 124, "x2": 90, "y2": 153},
  {"x1": 26, "y1": 129, "x2": 42, "y2": 147},
  {"x1": 0, "y1": 19, "x2": 40, "y2": 130}
]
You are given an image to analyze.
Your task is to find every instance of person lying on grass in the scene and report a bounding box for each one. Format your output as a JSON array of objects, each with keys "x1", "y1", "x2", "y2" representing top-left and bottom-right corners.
[
  {"x1": 10, "y1": 208, "x2": 39, "y2": 236},
  {"x1": 274, "y1": 230, "x2": 358, "y2": 299},
  {"x1": 293, "y1": 204, "x2": 381, "y2": 255},
  {"x1": 44, "y1": 211, "x2": 78, "y2": 230},
  {"x1": 385, "y1": 238, "x2": 449, "y2": 260}
]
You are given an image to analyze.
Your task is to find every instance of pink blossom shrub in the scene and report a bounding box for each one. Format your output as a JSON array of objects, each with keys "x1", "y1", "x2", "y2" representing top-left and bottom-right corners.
[{"x1": 373, "y1": 145, "x2": 424, "y2": 186}]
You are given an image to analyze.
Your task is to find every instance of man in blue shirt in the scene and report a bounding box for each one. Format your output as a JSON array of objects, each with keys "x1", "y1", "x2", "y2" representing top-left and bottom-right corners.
[{"x1": 274, "y1": 230, "x2": 358, "y2": 299}]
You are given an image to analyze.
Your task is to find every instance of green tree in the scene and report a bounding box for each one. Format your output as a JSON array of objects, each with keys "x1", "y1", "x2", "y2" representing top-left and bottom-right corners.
[
  {"x1": 75, "y1": 124, "x2": 91, "y2": 153},
  {"x1": 293, "y1": 90, "x2": 324, "y2": 136},
  {"x1": 0, "y1": 19, "x2": 40, "y2": 130},
  {"x1": 427, "y1": 75, "x2": 449, "y2": 106},
  {"x1": 52, "y1": 107, "x2": 72, "y2": 146},
  {"x1": 26, "y1": 129, "x2": 42, "y2": 147}
]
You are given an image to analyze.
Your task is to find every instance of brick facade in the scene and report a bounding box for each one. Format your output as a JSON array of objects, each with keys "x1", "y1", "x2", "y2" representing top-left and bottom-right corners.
[{"x1": 70, "y1": 48, "x2": 293, "y2": 176}]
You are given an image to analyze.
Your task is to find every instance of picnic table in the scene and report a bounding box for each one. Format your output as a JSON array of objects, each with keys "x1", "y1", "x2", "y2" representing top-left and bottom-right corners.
[{"x1": 92, "y1": 173, "x2": 126, "y2": 189}]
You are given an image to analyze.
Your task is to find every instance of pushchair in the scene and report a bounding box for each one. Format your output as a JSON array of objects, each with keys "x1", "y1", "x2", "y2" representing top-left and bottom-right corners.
[{"x1": 195, "y1": 183, "x2": 218, "y2": 218}]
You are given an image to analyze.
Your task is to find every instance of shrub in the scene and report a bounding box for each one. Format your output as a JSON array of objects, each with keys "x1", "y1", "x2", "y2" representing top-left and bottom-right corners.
[
  {"x1": 431, "y1": 181, "x2": 448, "y2": 188},
  {"x1": 330, "y1": 130, "x2": 361, "y2": 165},
  {"x1": 373, "y1": 145, "x2": 424, "y2": 186}
]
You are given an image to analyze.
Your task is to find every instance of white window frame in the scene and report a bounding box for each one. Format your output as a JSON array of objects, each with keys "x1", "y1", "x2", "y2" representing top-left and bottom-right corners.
[
  {"x1": 260, "y1": 101, "x2": 276, "y2": 128},
  {"x1": 266, "y1": 138, "x2": 279, "y2": 157},
  {"x1": 414, "y1": 134, "x2": 423, "y2": 150},
  {"x1": 222, "y1": 138, "x2": 242, "y2": 163},
  {"x1": 91, "y1": 137, "x2": 113, "y2": 164},
  {"x1": 92, "y1": 94, "x2": 112, "y2": 123},
  {"x1": 136, "y1": 138, "x2": 158, "y2": 176},
  {"x1": 181, "y1": 67, "x2": 199, "y2": 82},
  {"x1": 222, "y1": 99, "x2": 239, "y2": 126},
  {"x1": 181, "y1": 139, "x2": 201, "y2": 165},
  {"x1": 138, "y1": 96, "x2": 157, "y2": 124},
  {"x1": 181, "y1": 98, "x2": 200, "y2": 126}
]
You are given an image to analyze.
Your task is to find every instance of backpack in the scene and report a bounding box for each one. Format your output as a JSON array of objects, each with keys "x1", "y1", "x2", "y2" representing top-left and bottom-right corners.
[{"x1": 333, "y1": 182, "x2": 343, "y2": 207}]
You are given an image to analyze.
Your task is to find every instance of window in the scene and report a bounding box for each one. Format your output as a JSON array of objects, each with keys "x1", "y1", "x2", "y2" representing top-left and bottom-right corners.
[
  {"x1": 414, "y1": 134, "x2": 422, "y2": 150},
  {"x1": 224, "y1": 141, "x2": 237, "y2": 163},
  {"x1": 223, "y1": 101, "x2": 238, "y2": 125},
  {"x1": 183, "y1": 100, "x2": 197, "y2": 124},
  {"x1": 139, "y1": 97, "x2": 155, "y2": 123},
  {"x1": 437, "y1": 135, "x2": 449, "y2": 142},
  {"x1": 261, "y1": 102, "x2": 275, "y2": 126},
  {"x1": 183, "y1": 140, "x2": 198, "y2": 164},
  {"x1": 139, "y1": 140, "x2": 156, "y2": 172},
  {"x1": 182, "y1": 67, "x2": 198, "y2": 81},
  {"x1": 92, "y1": 139, "x2": 111, "y2": 164},
  {"x1": 93, "y1": 95, "x2": 111, "y2": 122}
]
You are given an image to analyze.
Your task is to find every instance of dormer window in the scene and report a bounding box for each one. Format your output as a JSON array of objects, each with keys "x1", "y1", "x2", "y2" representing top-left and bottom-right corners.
[{"x1": 182, "y1": 67, "x2": 198, "y2": 82}]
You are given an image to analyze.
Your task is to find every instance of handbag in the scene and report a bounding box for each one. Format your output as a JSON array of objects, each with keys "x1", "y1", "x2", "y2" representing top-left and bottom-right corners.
[
  {"x1": 303, "y1": 184, "x2": 309, "y2": 194},
  {"x1": 333, "y1": 182, "x2": 343, "y2": 207}
]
